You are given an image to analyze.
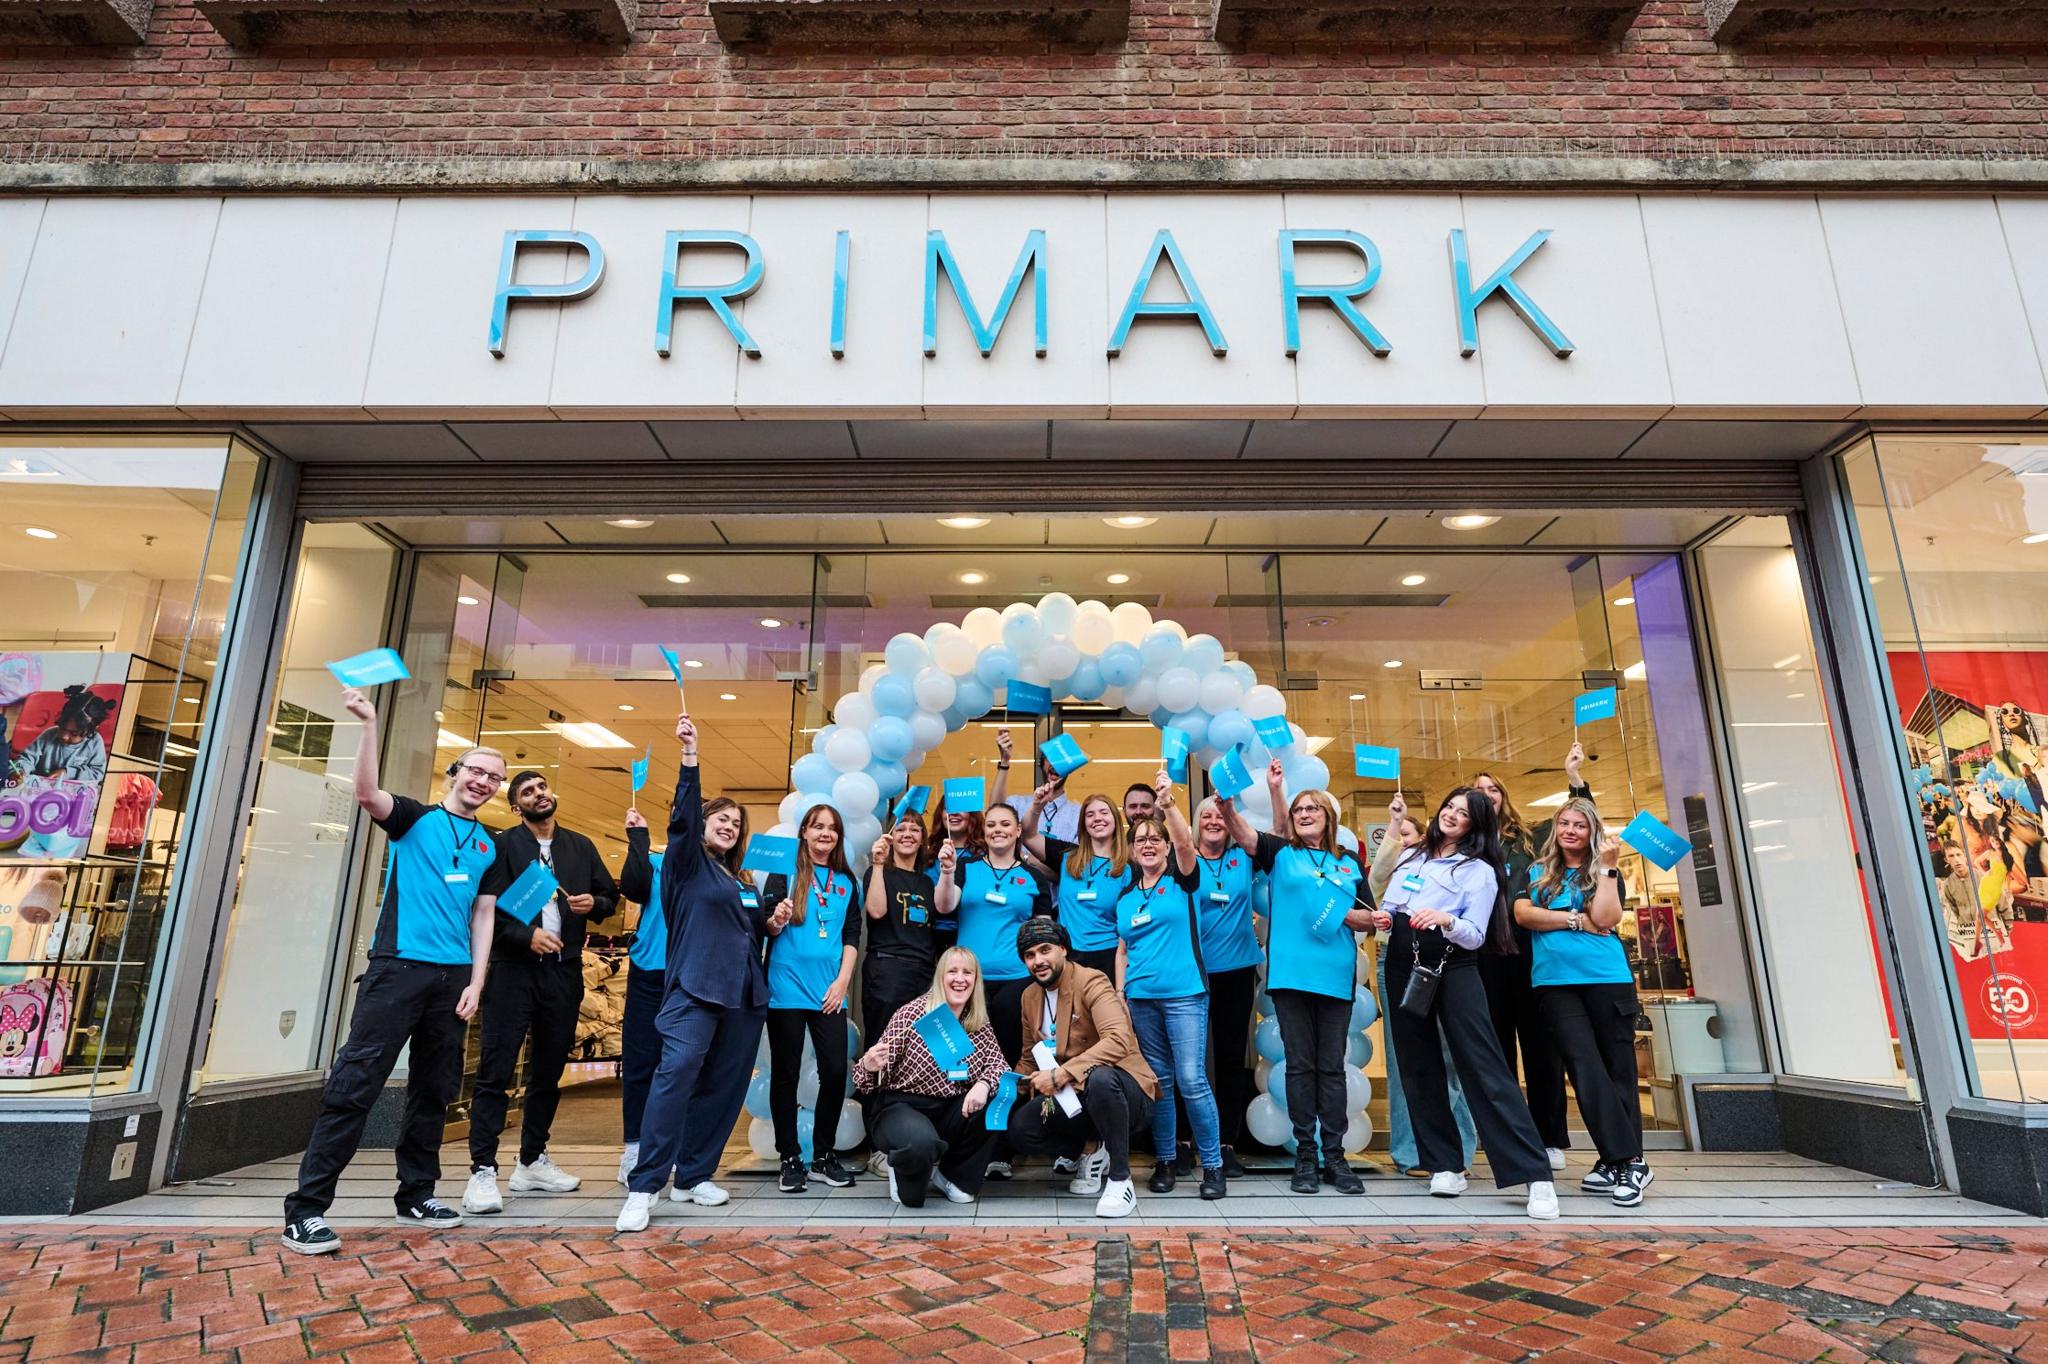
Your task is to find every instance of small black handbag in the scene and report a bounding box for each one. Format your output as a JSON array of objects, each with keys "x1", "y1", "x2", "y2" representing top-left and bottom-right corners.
[{"x1": 1398, "y1": 932, "x2": 1455, "y2": 1018}]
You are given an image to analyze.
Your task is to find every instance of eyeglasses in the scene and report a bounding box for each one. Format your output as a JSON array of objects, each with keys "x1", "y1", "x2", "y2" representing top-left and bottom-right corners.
[
  {"x1": 1132, "y1": 834, "x2": 1167, "y2": 846},
  {"x1": 455, "y1": 764, "x2": 506, "y2": 787}
]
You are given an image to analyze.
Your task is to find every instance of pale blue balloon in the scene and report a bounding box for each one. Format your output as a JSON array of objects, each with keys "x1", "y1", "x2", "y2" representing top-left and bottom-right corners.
[
  {"x1": 868, "y1": 714, "x2": 914, "y2": 763},
  {"x1": 884, "y1": 632, "x2": 930, "y2": 676},
  {"x1": 1223, "y1": 659, "x2": 1257, "y2": 691},
  {"x1": 1098, "y1": 641, "x2": 1143, "y2": 687},
  {"x1": 1068, "y1": 658, "x2": 1106, "y2": 702},
  {"x1": 1348, "y1": 1030, "x2": 1376, "y2": 1069},
  {"x1": 867, "y1": 758, "x2": 907, "y2": 799},
  {"x1": 1002, "y1": 612, "x2": 1044, "y2": 657},
  {"x1": 954, "y1": 676, "x2": 995, "y2": 718},
  {"x1": 745, "y1": 1071, "x2": 772, "y2": 1121},
  {"x1": 1149, "y1": 706, "x2": 1176, "y2": 729},
  {"x1": 1352, "y1": 985, "x2": 1380, "y2": 1032},
  {"x1": 1285, "y1": 755, "x2": 1332, "y2": 795},
  {"x1": 1209, "y1": 708, "x2": 1254, "y2": 752},
  {"x1": 1251, "y1": 872, "x2": 1272, "y2": 921},
  {"x1": 846, "y1": 1021, "x2": 862, "y2": 1058},
  {"x1": 812, "y1": 723, "x2": 838, "y2": 754},
  {"x1": 1254, "y1": 993, "x2": 1274, "y2": 1018},
  {"x1": 1169, "y1": 709, "x2": 1212, "y2": 750},
  {"x1": 1255, "y1": 1015, "x2": 1285, "y2": 1062},
  {"x1": 1184, "y1": 633, "x2": 1225, "y2": 676},
  {"x1": 1267, "y1": 1061, "x2": 1289, "y2": 1113},
  {"x1": 796, "y1": 1107, "x2": 816, "y2": 1162},
  {"x1": 792, "y1": 753, "x2": 837, "y2": 794},
  {"x1": 941, "y1": 705, "x2": 968, "y2": 732},
  {"x1": 1139, "y1": 625, "x2": 1184, "y2": 674},
  {"x1": 872, "y1": 674, "x2": 916, "y2": 718},
  {"x1": 975, "y1": 644, "x2": 1019, "y2": 689}
]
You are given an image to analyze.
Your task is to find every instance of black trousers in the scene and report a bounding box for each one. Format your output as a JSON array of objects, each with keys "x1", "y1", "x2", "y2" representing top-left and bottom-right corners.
[
  {"x1": 1536, "y1": 982, "x2": 1643, "y2": 1165},
  {"x1": 1271, "y1": 987, "x2": 1350, "y2": 1163},
  {"x1": 469, "y1": 957, "x2": 583, "y2": 1172},
  {"x1": 872, "y1": 1091, "x2": 997, "y2": 1206},
  {"x1": 1007, "y1": 1064, "x2": 1154, "y2": 1181},
  {"x1": 620, "y1": 963, "x2": 662, "y2": 1144},
  {"x1": 767, "y1": 1008, "x2": 850, "y2": 1161},
  {"x1": 860, "y1": 955, "x2": 933, "y2": 1053},
  {"x1": 1384, "y1": 921, "x2": 1553, "y2": 1188},
  {"x1": 1479, "y1": 948, "x2": 1570, "y2": 1150},
  {"x1": 1207, "y1": 965, "x2": 1257, "y2": 1148},
  {"x1": 984, "y1": 976, "x2": 1029, "y2": 1064},
  {"x1": 286, "y1": 958, "x2": 468, "y2": 1220}
]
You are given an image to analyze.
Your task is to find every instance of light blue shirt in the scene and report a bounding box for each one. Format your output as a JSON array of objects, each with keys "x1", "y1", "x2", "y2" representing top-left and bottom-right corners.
[
  {"x1": 766, "y1": 868, "x2": 863, "y2": 1010},
  {"x1": 1045, "y1": 838, "x2": 1128, "y2": 953},
  {"x1": 1254, "y1": 834, "x2": 1366, "y2": 1001},
  {"x1": 1379, "y1": 851, "x2": 1500, "y2": 953},
  {"x1": 1523, "y1": 864, "x2": 1634, "y2": 987},
  {"x1": 954, "y1": 858, "x2": 1044, "y2": 981},
  {"x1": 1116, "y1": 866, "x2": 1206, "y2": 1000},
  {"x1": 1193, "y1": 849, "x2": 1263, "y2": 974},
  {"x1": 628, "y1": 851, "x2": 667, "y2": 972}
]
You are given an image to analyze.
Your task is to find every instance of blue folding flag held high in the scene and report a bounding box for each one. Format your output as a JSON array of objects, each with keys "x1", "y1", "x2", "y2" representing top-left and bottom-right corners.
[
  {"x1": 630, "y1": 745, "x2": 651, "y2": 795},
  {"x1": 497, "y1": 859, "x2": 561, "y2": 926},
  {"x1": 1252, "y1": 714, "x2": 1295, "y2": 751},
  {"x1": 1574, "y1": 685, "x2": 1619, "y2": 726},
  {"x1": 1210, "y1": 748, "x2": 1253, "y2": 800},
  {"x1": 1621, "y1": 810, "x2": 1694, "y2": 870},
  {"x1": 1354, "y1": 743, "x2": 1401, "y2": 782},
  {"x1": 742, "y1": 832, "x2": 799, "y2": 879},
  {"x1": 944, "y1": 776, "x2": 986, "y2": 815},
  {"x1": 658, "y1": 645, "x2": 689, "y2": 708},
  {"x1": 896, "y1": 784, "x2": 932, "y2": 817},
  {"x1": 1161, "y1": 726, "x2": 1190, "y2": 782},
  {"x1": 326, "y1": 648, "x2": 410, "y2": 690},
  {"x1": 1040, "y1": 733, "x2": 1089, "y2": 778},
  {"x1": 1006, "y1": 680, "x2": 1052, "y2": 715},
  {"x1": 914, "y1": 1005, "x2": 976, "y2": 1081}
]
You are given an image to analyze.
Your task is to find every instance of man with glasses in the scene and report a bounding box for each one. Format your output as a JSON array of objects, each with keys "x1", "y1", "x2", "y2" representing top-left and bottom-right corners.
[
  {"x1": 283, "y1": 689, "x2": 503, "y2": 1256},
  {"x1": 463, "y1": 771, "x2": 618, "y2": 1213}
]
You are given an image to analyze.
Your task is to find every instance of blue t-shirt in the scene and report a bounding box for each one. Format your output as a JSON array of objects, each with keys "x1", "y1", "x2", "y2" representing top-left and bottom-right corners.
[
  {"x1": 765, "y1": 867, "x2": 864, "y2": 1010},
  {"x1": 1253, "y1": 833, "x2": 1367, "y2": 1001},
  {"x1": 1523, "y1": 864, "x2": 1633, "y2": 987},
  {"x1": 369, "y1": 796, "x2": 496, "y2": 966},
  {"x1": 628, "y1": 850, "x2": 667, "y2": 972},
  {"x1": 1116, "y1": 864, "x2": 1206, "y2": 999},
  {"x1": 1044, "y1": 837, "x2": 1131, "y2": 953},
  {"x1": 953, "y1": 857, "x2": 1044, "y2": 981},
  {"x1": 1193, "y1": 848, "x2": 1263, "y2": 974}
]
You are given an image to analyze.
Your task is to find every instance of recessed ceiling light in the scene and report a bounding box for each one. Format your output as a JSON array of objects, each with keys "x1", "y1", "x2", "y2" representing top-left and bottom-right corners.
[
  {"x1": 549, "y1": 721, "x2": 634, "y2": 749},
  {"x1": 1400, "y1": 573, "x2": 1427, "y2": 587},
  {"x1": 618, "y1": 704, "x2": 636, "y2": 712},
  {"x1": 1104, "y1": 515, "x2": 1159, "y2": 529},
  {"x1": 760, "y1": 617, "x2": 784, "y2": 629},
  {"x1": 1383, "y1": 659, "x2": 1403, "y2": 668},
  {"x1": 607, "y1": 519, "x2": 654, "y2": 529},
  {"x1": 1306, "y1": 617, "x2": 1334, "y2": 628},
  {"x1": 1441, "y1": 514, "x2": 1500, "y2": 531},
  {"x1": 181, "y1": 697, "x2": 200, "y2": 705},
  {"x1": 958, "y1": 570, "x2": 987, "y2": 585},
  {"x1": 938, "y1": 516, "x2": 990, "y2": 530},
  {"x1": 21, "y1": 526, "x2": 58, "y2": 540},
  {"x1": 683, "y1": 659, "x2": 705, "y2": 669},
  {"x1": 666, "y1": 572, "x2": 692, "y2": 585},
  {"x1": 719, "y1": 692, "x2": 738, "y2": 701},
  {"x1": 1611, "y1": 595, "x2": 1635, "y2": 607},
  {"x1": 1106, "y1": 572, "x2": 1132, "y2": 585},
  {"x1": 2026, "y1": 532, "x2": 2048, "y2": 545},
  {"x1": 1348, "y1": 693, "x2": 1366, "y2": 701},
  {"x1": 457, "y1": 595, "x2": 480, "y2": 606}
]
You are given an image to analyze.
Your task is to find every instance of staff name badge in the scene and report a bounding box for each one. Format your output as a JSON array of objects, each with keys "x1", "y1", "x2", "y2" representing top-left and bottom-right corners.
[
  {"x1": 1252, "y1": 714, "x2": 1295, "y2": 750},
  {"x1": 1353, "y1": 743, "x2": 1401, "y2": 782},
  {"x1": 742, "y1": 833, "x2": 799, "y2": 879},
  {"x1": 1574, "y1": 686, "x2": 1619, "y2": 725},
  {"x1": 895, "y1": 784, "x2": 932, "y2": 816},
  {"x1": 497, "y1": 859, "x2": 561, "y2": 926},
  {"x1": 1209, "y1": 748, "x2": 1254, "y2": 800},
  {"x1": 1620, "y1": 810, "x2": 1694, "y2": 870},
  {"x1": 326, "y1": 647, "x2": 410, "y2": 689},
  {"x1": 1006, "y1": 679, "x2": 1053, "y2": 715},
  {"x1": 1160, "y1": 726, "x2": 1190, "y2": 782},
  {"x1": 984, "y1": 1071, "x2": 1020, "y2": 1130},
  {"x1": 1040, "y1": 733, "x2": 1089, "y2": 778},
  {"x1": 943, "y1": 776, "x2": 985, "y2": 815}
]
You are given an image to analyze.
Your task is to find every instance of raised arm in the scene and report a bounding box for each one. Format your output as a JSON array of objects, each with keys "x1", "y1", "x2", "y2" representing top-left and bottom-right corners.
[
  {"x1": 1565, "y1": 740, "x2": 1592, "y2": 801},
  {"x1": 1368, "y1": 793, "x2": 1409, "y2": 899},
  {"x1": 933, "y1": 840, "x2": 961, "y2": 914},
  {"x1": 341, "y1": 688, "x2": 394, "y2": 822},
  {"x1": 1157, "y1": 769, "x2": 1197, "y2": 875},
  {"x1": 865, "y1": 838, "x2": 892, "y2": 919},
  {"x1": 666, "y1": 715, "x2": 704, "y2": 873},
  {"x1": 1265, "y1": 758, "x2": 1287, "y2": 835},
  {"x1": 1020, "y1": 776, "x2": 1060, "y2": 862},
  {"x1": 989, "y1": 727, "x2": 1015, "y2": 809},
  {"x1": 620, "y1": 812, "x2": 655, "y2": 905}
]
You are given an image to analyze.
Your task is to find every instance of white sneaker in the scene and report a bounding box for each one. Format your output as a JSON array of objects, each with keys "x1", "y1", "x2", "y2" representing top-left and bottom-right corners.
[
  {"x1": 984, "y1": 1160, "x2": 1013, "y2": 1181},
  {"x1": 929, "y1": 1170, "x2": 975, "y2": 1204},
  {"x1": 1052, "y1": 1155, "x2": 1079, "y2": 1177},
  {"x1": 1527, "y1": 1181, "x2": 1559, "y2": 1220},
  {"x1": 1428, "y1": 1170, "x2": 1468, "y2": 1198},
  {"x1": 867, "y1": 1150, "x2": 890, "y2": 1179},
  {"x1": 672, "y1": 1180, "x2": 729, "y2": 1206},
  {"x1": 1095, "y1": 1177, "x2": 1137, "y2": 1219},
  {"x1": 618, "y1": 1143, "x2": 639, "y2": 1187},
  {"x1": 615, "y1": 1191, "x2": 656, "y2": 1232},
  {"x1": 1545, "y1": 1147, "x2": 1567, "y2": 1172},
  {"x1": 460, "y1": 1167, "x2": 503, "y2": 1215},
  {"x1": 509, "y1": 1153, "x2": 581, "y2": 1193},
  {"x1": 886, "y1": 1162, "x2": 901, "y2": 1205},
  {"x1": 1068, "y1": 1148, "x2": 1111, "y2": 1197}
]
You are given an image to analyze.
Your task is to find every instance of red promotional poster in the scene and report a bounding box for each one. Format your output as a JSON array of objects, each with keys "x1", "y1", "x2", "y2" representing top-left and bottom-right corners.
[
  {"x1": 0, "y1": 653, "x2": 128, "y2": 863},
  {"x1": 1889, "y1": 649, "x2": 2048, "y2": 1041}
]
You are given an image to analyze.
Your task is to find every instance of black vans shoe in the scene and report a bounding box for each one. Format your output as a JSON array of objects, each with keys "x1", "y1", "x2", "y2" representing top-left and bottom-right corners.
[
  {"x1": 778, "y1": 1155, "x2": 808, "y2": 1193},
  {"x1": 394, "y1": 1198, "x2": 462, "y2": 1227},
  {"x1": 282, "y1": 1215, "x2": 341, "y2": 1255}
]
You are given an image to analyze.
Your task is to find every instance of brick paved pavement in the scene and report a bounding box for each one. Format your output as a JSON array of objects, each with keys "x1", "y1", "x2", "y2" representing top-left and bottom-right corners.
[{"x1": 1, "y1": 1225, "x2": 2042, "y2": 1362}]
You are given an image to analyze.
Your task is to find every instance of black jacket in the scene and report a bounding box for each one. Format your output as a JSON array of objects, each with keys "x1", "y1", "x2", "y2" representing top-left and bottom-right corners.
[{"x1": 481, "y1": 821, "x2": 619, "y2": 963}]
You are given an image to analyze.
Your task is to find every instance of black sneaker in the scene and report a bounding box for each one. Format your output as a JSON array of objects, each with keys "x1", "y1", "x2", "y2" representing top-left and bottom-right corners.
[
  {"x1": 811, "y1": 1155, "x2": 856, "y2": 1188},
  {"x1": 1580, "y1": 1161, "x2": 1620, "y2": 1194},
  {"x1": 394, "y1": 1198, "x2": 461, "y2": 1226},
  {"x1": 1289, "y1": 1151, "x2": 1319, "y2": 1195},
  {"x1": 1322, "y1": 1160, "x2": 1364, "y2": 1195},
  {"x1": 778, "y1": 1155, "x2": 808, "y2": 1193},
  {"x1": 282, "y1": 1215, "x2": 341, "y2": 1255},
  {"x1": 1173, "y1": 1144, "x2": 1195, "y2": 1176},
  {"x1": 1148, "y1": 1162, "x2": 1177, "y2": 1194},
  {"x1": 1220, "y1": 1145, "x2": 1247, "y2": 1179},
  {"x1": 1611, "y1": 1159, "x2": 1655, "y2": 1207},
  {"x1": 1198, "y1": 1167, "x2": 1227, "y2": 1200}
]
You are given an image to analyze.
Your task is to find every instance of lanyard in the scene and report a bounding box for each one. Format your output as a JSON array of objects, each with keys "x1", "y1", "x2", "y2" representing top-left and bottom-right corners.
[
  {"x1": 1198, "y1": 853, "x2": 1231, "y2": 895},
  {"x1": 811, "y1": 866, "x2": 838, "y2": 908},
  {"x1": 1304, "y1": 848, "x2": 1336, "y2": 882},
  {"x1": 442, "y1": 809, "x2": 480, "y2": 870}
]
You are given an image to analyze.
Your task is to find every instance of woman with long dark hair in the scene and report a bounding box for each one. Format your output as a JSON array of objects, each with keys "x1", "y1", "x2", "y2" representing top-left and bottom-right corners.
[
  {"x1": 1022, "y1": 785, "x2": 1132, "y2": 976},
  {"x1": 762, "y1": 802, "x2": 864, "y2": 1194},
  {"x1": 1377, "y1": 787, "x2": 1558, "y2": 1220}
]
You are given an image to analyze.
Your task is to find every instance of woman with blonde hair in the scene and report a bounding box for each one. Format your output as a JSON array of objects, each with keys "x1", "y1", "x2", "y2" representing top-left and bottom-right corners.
[
  {"x1": 1022, "y1": 785, "x2": 1133, "y2": 975},
  {"x1": 855, "y1": 946, "x2": 1010, "y2": 1207},
  {"x1": 1514, "y1": 797, "x2": 1651, "y2": 1207}
]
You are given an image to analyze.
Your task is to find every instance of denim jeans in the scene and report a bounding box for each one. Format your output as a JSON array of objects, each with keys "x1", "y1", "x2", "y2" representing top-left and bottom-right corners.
[{"x1": 1128, "y1": 993, "x2": 1223, "y2": 1171}]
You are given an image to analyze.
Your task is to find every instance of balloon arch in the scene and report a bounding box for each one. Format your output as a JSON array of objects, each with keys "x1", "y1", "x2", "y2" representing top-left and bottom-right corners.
[{"x1": 769, "y1": 593, "x2": 1338, "y2": 851}]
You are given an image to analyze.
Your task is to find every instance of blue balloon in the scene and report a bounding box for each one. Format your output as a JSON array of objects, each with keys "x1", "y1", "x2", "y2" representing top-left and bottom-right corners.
[
  {"x1": 1169, "y1": 709, "x2": 1212, "y2": 750},
  {"x1": 1352, "y1": 986, "x2": 1380, "y2": 1032},
  {"x1": 941, "y1": 705, "x2": 968, "y2": 733},
  {"x1": 1255, "y1": 993, "x2": 1273, "y2": 1018},
  {"x1": 1267, "y1": 1061, "x2": 1289, "y2": 1113},
  {"x1": 1139, "y1": 625, "x2": 1184, "y2": 674},
  {"x1": 954, "y1": 676, "x2": 995, "y2": 718},
  {"x1": 793, "y1": 753, "x2": 837, "y2": 794},
  {"x1": 1002, "y1": 612, "x2": 1044, "y2": 657},
  {"x1": 1223, "y1": 659, "x2": 1257, "y2": 692},
  {"x1": 1251, "y1": 872, "x2": 1272, "y2": 921},
  {"x1": 925, "y1": 622, "x2": 953, "y2": 651},
  {"x1": 1208, "y1": 708, "x2": 1254, "y2": 752},
  {"x1": 745, "y1": 1071, "x2": 772, "y2": 1121},
  {"x1": 975, "y1": 644, "x2": 1019, "y2": 689},
  {"x1": 812, "y1": 723, "x2": 838, "y2": 755},
  {"x1": 866, "y1": 758, "x2": 907, "y2": 799},
  {"x1": 1149, "y1": 706, "x2": 1177, "y2": 729},
  {"x1": 872, "y1": 674, "x2": 916, "y2": 718},
  {"x1": 868, "y1": 714, "x2": 914, "y2": 763},
  {"x1": 846, "y1": 1021, "x2": 862, "y2": 1058},
  {"x1": 1098, "y1": 642, "x2": 1143, "y2": 688},
  {"x1": 1255, "y1": 1016, "x2": 1285, "y2": 1062},
  {"x1": 1068, "y1": 658, "x2": 1107, "y2": 703},
  {"x1": 796, "y1": 1107, "x2": 816, "y2": 1163},
  {"x1": 884, "y1": 633, "x2": 929, "y2": 676},
  {"x1": 1285, "y1": 754, "x2": 1331, "y2": 796},
  {"x1": 1183, "y1": 634, "x2": 1225, "y2": 676},
  {"x1": 1348, "y1": 1030, "x2": 1376, "y2": 1068}
]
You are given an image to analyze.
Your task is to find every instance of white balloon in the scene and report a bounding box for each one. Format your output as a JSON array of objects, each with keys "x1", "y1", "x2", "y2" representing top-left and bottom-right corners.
[
  {"x1": 1099, "y1": 685, "x2": 1126, "y2": 712},
  {"x1": 764, "y1": 821, "x2": 796, "y2": 841},
  {"x1": 962, "y1": 606, "x2": 1005, "y2": 648},
  {"x1": 824, "y1": 726, "x2": 872, "y2": 773},
  {"x1": 934, "y1": 629, "x2": 979, "y2": 677},
  {"x1": 1255, "y1": 1058, "x2": 1273, "y2": 1092},
  {"x1": 1040, "y1": 638, "x2": 1080, "y2": 682},
  {"x1": 1072, "y1": 604, "x2": 1115, "y2": 654},
  {"x1": 913, "y1": 666, "x2": 958, "y2": 712},
  {"x1": 778, "y1": 791, "x2": 828, "y2": 825},
  {"x1": 748, "y1": 1117, "x2": 778, "y2": 1160},
  {"x1": 1123, "y1": 677, "x2": 1159, "y2": 716},
  {"x1": 1110, "y1": 600, "x2": 1154, "y2": 645},
  {"x1": 1344, "y1": 1064, "x2": 1373, "y2": 1113},
  {"x1": 859, "y1": 663, "x2": 888, "y2": 695},
  {"x1": 1163, "y1": 619, "x2": 1189, "y2": 642},
  {"x1": 1037, "y1": 592, "x2": 1079, "y2": 637},
  {"x1": 909, "y1": 709, "x2": 947, "y2": 751},
  {"x1": 797, "y1": 1063, "x2": 821, "y2": 1109},
  {"x1": 1198, "y1": 671, "x2": 1244, "y2": 715},
  {"x1": 845, "y1": 815, "x2": 882, "y2": 856},
  {"x1": 884, "y1": 632, "x2": 931, "y2": 676},
  {"x1": 1157, "y1": 666, "x2": 1200, "y2": 713},
  {"x1": 1342, "y1": 1112, "x2": 1374, "y2": 1154},
  {"x1": 1242, "y1": 684, "x2": 1288, "y2": 721},
  {"x1": 1015, "y1": 662, "x2": 1049, "y2": 688},
  {"x1": 832, "y1": 770, "x2": 880, "y2": 817},
  {"x1": 835, "y1": 691, "x2": 877, "y2": 732},
  {"x1": 835, "y1": 1105, "x2": 866, "y2": 1150}
]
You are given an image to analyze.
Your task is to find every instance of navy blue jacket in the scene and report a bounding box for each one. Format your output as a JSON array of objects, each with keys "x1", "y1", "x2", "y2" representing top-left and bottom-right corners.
[{"x1": 661, "y1": 761, "x2": 770, "y2": 1010}]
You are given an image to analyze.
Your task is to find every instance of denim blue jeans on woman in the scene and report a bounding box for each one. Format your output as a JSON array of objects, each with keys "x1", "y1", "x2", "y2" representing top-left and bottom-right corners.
[{"x1": 1128, "y1": 994, "x2": 1224, "y2": 1171}]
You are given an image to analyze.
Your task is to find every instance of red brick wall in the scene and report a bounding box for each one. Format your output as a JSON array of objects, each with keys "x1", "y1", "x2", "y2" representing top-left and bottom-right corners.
[{"x1": 5, "y1": 0, "x2": 2048, "y2": 161}]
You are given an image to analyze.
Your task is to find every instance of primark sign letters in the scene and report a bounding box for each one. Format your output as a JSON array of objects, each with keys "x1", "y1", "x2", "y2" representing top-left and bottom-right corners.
[{"x1": 487, "y1": 226, "x2": 1574, "y2": 362}]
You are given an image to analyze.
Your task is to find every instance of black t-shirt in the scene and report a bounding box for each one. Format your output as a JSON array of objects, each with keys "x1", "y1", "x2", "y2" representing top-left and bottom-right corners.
[{"x1": 869, "y1": 863, "x2": 945, "y2": 964}]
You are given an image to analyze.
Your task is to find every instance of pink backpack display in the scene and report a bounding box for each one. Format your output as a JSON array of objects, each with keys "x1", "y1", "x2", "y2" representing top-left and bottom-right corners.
[{"x1": 0, "y1": 978, "x2": 71, "y2": 1078}]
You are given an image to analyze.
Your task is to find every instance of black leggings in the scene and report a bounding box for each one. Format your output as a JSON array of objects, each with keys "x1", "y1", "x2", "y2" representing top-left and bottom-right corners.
[
  {"x1": 766, "y1": 1008, "x2": 849, "y2": 1161},
  {"x1": 1207, "y1": 965, "x2": 1258, "y2": 1148}
]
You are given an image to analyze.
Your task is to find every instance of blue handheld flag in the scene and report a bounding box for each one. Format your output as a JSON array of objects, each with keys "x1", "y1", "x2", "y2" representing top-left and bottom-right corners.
[
  {"x1": 1620, "y1": 810, "x2": 1693, "y2": 870},
  {"x1": 630, "y1": 745, "x2": 650, "y2": 794},
  {"x1": 895, "y1": 784, "x2": 932, "y2": 816},
  {"x1": 742, "y1": 833, "x2": 799, "y2": 879},
  {"x1": 1574, "y1": 686, "x2": 1619, "y2": 726},
  {"x1": 326, "y1": 648, "x2": 409, "y2": 690},
  {"x1": 1040, "y1": 733, "x2": 1089, "y2": 778},
  {"x1": 497, "y1": 859, "x2": 561, "y2": 926},
  {"x1": 1209, "y1": 748, "x2": 1253, "y2": 800},
  {"x1": 1353, "y1": 743, "x2": 1401, "y2": 782},
  {"x1": 1252, "y1": 714, "x2": 1295, "y2": 750},
  {"x1": 1160, "y1": 726, "x2": 1190, "y2": 782},
  {"x1": 944, "y1": 776, "x2": 986, "y2": 815},
  {"x1": 1006, "y1": 680, "x2": 1052, "y2": 715}
]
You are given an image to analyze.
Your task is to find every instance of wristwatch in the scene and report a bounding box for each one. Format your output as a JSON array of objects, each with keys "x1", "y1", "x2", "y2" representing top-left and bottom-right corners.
[
  {"x1": 1567, "y1": 911, "x2": 1582, "y2": 932},
  {"x1": 1599, "y1": 868, "x2": 1620, "y2": 879}
]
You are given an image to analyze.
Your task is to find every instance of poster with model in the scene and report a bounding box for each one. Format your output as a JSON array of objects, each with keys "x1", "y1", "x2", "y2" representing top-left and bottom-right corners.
[
  {"x1": 1889, "y1": 650, "x2": 2048, "y2": 1041},
  {"x1": 0, "y1": 653, "x2": 128, "y2": 863}
]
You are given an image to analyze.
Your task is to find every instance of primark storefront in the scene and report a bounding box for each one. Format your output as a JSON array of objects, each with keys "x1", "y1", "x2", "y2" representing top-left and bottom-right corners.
[{"x1": 1, "y1": 188, "x2": 2045, "y2": 1215}]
